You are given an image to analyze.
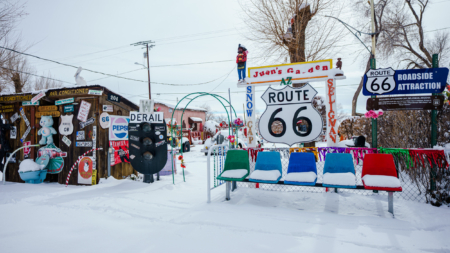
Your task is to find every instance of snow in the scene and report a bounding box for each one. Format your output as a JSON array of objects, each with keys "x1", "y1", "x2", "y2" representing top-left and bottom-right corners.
[
  {"x1": 325, "y1": 68, "x2": 344, "y2": 78},
  {"x1": 155, "y1": 100, "x2": 207, "y2": 112},
  {"x1": 204, "y1": 120, "x2": 217, "y2": 133},
  {"x1": 285, "y1": 171, "x2": 317, "y2": 183},
  {"x1": 363, "y1": 175, "x2": 402, "y2": 188},
  {"x1": 1, "y1": 144, "x2": 450, "y2": 252},
  {"x1": 18, "y1": 159, "x2": 45, "y2": 173},
  {"x1": 189, "y1": 117, "x2": 203, "y2": 122},
  {"x1": 299, "y1": 3, "x2": 310, "y2": 11},
  {"x1": 220, "y1": 169, "x2": 248, "y2": 179},
  {"x1": 323, "y1": 172, "x2": 356, "y2": 186},
  {"x1": 249, "y1": 170, "x2": 281, "y2": 181}
]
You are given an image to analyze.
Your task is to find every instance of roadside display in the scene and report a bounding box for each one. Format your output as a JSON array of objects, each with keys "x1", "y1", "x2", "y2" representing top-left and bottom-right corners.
[
  {"x1": 258, "y1": 84, "x2": 323, "y2": 146},
  {"x1": 363, "y1": 67, "x2": 449, "y2": 96},
  {"x1": 109, "y1": 140, "x2": 130, "y2": 166},
  {"x1": 78, "y1": 156, "x2": 94, "y2": 185},
  {"x1": 367, "y1": 95, "x2": 444, "y2": 111},
  {"x1": 77, "y1": 100, "x2": 91, "y2": 122},
  {"x1": 128, "y1": 112, "x2": 168, "y2": 175},
  {"x1": 109, "y1": 116, "x2": 130, "y2": 141}
]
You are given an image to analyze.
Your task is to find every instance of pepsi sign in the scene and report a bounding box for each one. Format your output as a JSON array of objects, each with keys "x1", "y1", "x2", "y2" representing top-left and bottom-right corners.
[{"x1": 109, "y1": 115, "x2": 130, "y2": 141}]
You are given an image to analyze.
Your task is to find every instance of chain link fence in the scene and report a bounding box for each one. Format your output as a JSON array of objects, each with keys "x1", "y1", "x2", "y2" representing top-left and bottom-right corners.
[{"x1": 208, "y1": 146, "x2": 449, "y2": 203}]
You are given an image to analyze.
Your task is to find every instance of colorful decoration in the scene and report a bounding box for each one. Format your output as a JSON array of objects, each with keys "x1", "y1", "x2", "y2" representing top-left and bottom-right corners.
[
  {"x1": 364, "y1": 109, "x2": 384, "y2": 119},
  {"x1": 65, "y1": 148, "x2": 103, "y2": 186},
  {"x1": 38, "y1": 116, "x2": 57, "y2": 145},
  {"x1": 227, "y1": 135, "x2": 236, "y2": 144},
  {"x1": 234, "y1": 118, "x2": 243, "y2": 126},
  {"x1": 37, "y1": 143, "x2": 65, "y2": 174},
  {"x1": 178, "y1": 155, "x2": 186, "y2": 168}
]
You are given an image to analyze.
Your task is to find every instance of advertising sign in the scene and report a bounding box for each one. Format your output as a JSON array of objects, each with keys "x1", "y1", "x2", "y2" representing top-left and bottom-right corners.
[
  {"x1": 102, "y1": 104, "x2": 113, "y2": 112},
  {"x1": 366, "y1": 95, "x2": 444, "y2": 111},
  {"x1": 241, "y1": 59, "x2": 336, "y2": 87},
  {"x1": 258, "y1": 84, "x2": 323, "y2": 146},
  {"x1": 76, "y1": 131, "x2": 85, "y2": 140},
  {"x1": 77, "y1": 100, "x2": 91, "y2": 122},
  {"x1": 55, "y1": 97, "x2": 75, "y2": 105},
  {"x1": 109, "y1": 116, "x2": 129, "y2": 141},
  {"x1": 31, "y1": 91, "x2": 46, "y2": 104},
  {"x1": 109, "y1": 140, "x2": 130, "y2": 166},
  {"x1": 100, "y1": 112, "x2": 110, "y2": 129},
  {"x1": 23, "y1": 141, "x2": 31, "y2": 159},
  {"x1": 78, "y1": 156, "x2": 93, "y2": 185},
  {"x1": 107, "y1": 94, "x2": 121, "y2": 103},
  {"x1": 363, "y1": 67, "x2": 449, "y2": 96}
]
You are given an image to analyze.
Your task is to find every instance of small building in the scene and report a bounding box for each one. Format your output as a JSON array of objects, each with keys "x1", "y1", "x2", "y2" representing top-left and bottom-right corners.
[{"x1": 0, "y1": 85, "x2": 139, "y2": 185}]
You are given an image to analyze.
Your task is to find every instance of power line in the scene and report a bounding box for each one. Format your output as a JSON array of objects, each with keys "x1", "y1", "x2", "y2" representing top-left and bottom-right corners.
[{"x1": 0, "y1": 66, "x2": 74, "y2": 85}]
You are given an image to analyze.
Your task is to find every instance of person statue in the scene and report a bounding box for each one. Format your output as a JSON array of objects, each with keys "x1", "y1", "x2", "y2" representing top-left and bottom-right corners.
[{"x1": 237, "y1": 44, "x2": 248, "y2": 83}]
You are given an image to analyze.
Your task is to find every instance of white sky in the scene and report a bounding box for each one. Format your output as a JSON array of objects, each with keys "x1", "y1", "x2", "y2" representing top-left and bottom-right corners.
[{"x1": 15, "y1": 0, "x2": 450, "y2": 118}]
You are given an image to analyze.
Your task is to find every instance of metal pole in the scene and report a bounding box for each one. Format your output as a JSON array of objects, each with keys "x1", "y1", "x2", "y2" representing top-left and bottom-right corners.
[
  {"x1": 147, "y1": 44, "x2": 151, "y2": 99},
  {"x1": 388, "y1": 192, "x2": 394, "y2": 215},
  {"x1": 370, "y1": 0, "x2": 377, "y2": 149},
  {"x1": 107, "y1": 148, "x2": 112, "y2": 177},
  {"x1": 430, "y1": 53, "x2": 439, "y2": 191},
  {"x1": 3, "y1": 144, "x2": 40, "y2": 184}
]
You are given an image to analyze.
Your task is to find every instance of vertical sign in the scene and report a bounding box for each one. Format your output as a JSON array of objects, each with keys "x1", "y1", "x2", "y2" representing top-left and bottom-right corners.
[
  {"x1": 77, "y1": 100, "x2": 91, "y2": 122},
  {"x1": 326, "y1": 78, "x2": 337, "y2": 146},
  {"x1": 246, "y1": 85, "x2": 256, "y2": 147}
]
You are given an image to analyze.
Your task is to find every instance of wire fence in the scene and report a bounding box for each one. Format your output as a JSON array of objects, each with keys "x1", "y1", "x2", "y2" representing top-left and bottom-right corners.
[{"x1": 209, "y1": 147, "x2": 450, "y2": 203}]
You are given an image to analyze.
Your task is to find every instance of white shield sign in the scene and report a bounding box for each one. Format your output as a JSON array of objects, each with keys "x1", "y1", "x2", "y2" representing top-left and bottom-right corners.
[
  {"x1": 100, "y1": 112, "x2": 110, "y2": 129},
  {"x1": 364, "y1": 67, "x2": 396, "y2": 95},
  {"x1": 258, "y1": 84, "x2": 323, "y2": 146}
]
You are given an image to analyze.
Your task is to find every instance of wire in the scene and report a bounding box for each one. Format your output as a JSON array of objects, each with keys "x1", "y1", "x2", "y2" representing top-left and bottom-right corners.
[
  {"x1": 209, "y1": 66, "x2": 236, "y2": 92},
  {"x1": 0, "y1": 66, "x2": 74, "y2": 85}
]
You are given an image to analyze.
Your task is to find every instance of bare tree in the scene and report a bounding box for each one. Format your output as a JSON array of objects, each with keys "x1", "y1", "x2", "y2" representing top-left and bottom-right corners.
[
  {"x1": 33, "y1": 72, "x2": 63, "y2": 91},
  {"x1": 199, "y1": 103, "x2": 215, "y2": 121},
  {"x1": 240, "y1": 0, "x2": 345, "y2": 64}
]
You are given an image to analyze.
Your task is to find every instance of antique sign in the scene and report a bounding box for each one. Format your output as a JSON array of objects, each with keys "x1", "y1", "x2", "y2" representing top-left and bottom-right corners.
[
  {"x1": 0, "y1": 94, "x2": 33, "y2": 103},
  {"x1": 31, "y1": 91, "x2": 46, "y2": 104},
  {"x1": 10, "y1": 126, "x2": 17, "y2": 139},
  {"x1": 109, "y1": 140, "x2": 130, "y2": 166},
  {"x1": 77, "y1": 100, "x2": 91, "y2": 122},
  {"x1": 363, "y1": 67, "x2": 449, "y2": 96},
  {"x1": 63, "y1": 105, "x2": 74, "y2": 113},
  {"x1": 20, "y1": 126, "x2": 31, "y2": 143},
  {"x1": 109, "y1": 116, "x2": 129, "y2": 141},
  {"x1": 48, "y1": 88, "x2": 89, "y2": 97},
  {"x1": 129, "y1": 112, "x2": 163, "y2": 123},
  {"x1": 76, "y1": 131, "x2": 85, "y2": 140},
  {"x1": 22, "y1": 100, "x2": 40, "y2": 106},
  {"x1": 0, "y1": 105, "x2": 14, "y2": 113},
  {"x1": 23, "y1": 141, "x2": 31, "y2": 159},
  {"x1": 102, "y1": 104, "x2": 113, "y2": 112},
  {"x1": 100, "y1": 112, "x2": 110, "y2": 129},
  {"x1": 10, "y1": 113, "x2": 19, "y2": 123},
  {"x1": 258, "y1": 84, "x2": 323, "y2": 146},
  {"x1": 59, "y1": 115, "x2": 74, "y2": 135},
  {"x1": 76, "y1": 141, "x2": 93, "y2": 147},
  {"x1": 38, "y1": 105, "x2": 58, "y2": 112},
  {"x1": 79, "y1": 117, "x2": 95, "y2": 129},
  {"x1": 88, "y1": 90, "x2": 103, "y2": 96},
  {"x1": 35, "y1": 111, "x2": 61, "y2": 118},
  {"x1": 62, "y1": 135, "x2": 72, "y2": 147},
  {"x1": 20, "y1": 107, "x2": 30, "y2": 126},
  {"x1": 326, "y1": 78, "x2": 337, "y2": 146},
  {"x1": 367, "y1": 95, "x2": 444, "y2": 111},
  {"x1": 78, "y1": 156, "x2": 94, "y2": 185},
  {"x1": 55, "y1": 97, "x2": 75, "y2": 105},
  {"x1": 107, "y1": 94, "x2": 121, "y2": 103}
]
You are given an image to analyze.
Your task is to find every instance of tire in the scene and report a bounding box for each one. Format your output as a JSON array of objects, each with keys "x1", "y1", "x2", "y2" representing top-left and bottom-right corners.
[
  {"x1": 238, "y1": 143, "x2": 243, "y2": 149},
  {"x1": 183, "y1": 142, "x2": 190, "y2": 152}
]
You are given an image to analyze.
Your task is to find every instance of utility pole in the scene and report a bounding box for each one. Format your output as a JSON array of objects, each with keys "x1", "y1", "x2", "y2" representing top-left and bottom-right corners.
[
  {"x1": 131, "y1": 40, "x2": 155, "y2": 99},
  {"x1": 370, "y1": 0, "x2": 377, "y2": 149}
]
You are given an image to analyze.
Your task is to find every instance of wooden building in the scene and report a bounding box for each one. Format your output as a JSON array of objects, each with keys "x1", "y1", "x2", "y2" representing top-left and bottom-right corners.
[{"x1": 0, "y1": 85, "x2": 139, "y2": 185}]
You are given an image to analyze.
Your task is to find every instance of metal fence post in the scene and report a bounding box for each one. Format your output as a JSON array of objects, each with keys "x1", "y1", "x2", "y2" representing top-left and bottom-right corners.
[
  {"x1": 388, "y1": 192, "x2": 394, "y2": 215},
  {"x1": 430, "y1": 54, "x2": 439, "y2": 191}
]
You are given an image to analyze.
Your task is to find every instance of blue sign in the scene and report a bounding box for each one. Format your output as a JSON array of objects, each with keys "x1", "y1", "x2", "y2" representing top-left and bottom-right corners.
[
  {"x1": 363, "y1": 67, "x2": 449, "y2": 96},
  {"x1": 64, "y1": 105, "x2": 74, "y2": 113}
]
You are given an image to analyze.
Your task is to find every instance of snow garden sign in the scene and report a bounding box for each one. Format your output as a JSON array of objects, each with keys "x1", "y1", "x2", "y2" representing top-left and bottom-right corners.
[{"x1": 259, "y1": 84, "x2": 323, "y2": 146}]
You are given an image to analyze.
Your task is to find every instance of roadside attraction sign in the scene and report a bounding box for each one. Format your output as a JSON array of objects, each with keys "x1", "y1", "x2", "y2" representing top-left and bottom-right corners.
[{"x1": 367, "y1": 95, "x2": 444, "y2": 111}]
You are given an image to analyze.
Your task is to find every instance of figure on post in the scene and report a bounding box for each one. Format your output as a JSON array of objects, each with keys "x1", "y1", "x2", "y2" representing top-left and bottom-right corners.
[{"x1": 237, "y1": 44, "x2": 248, "y2": 83}]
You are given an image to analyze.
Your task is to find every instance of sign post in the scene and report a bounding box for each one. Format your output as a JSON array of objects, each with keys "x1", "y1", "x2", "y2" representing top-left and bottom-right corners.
[
  {"x1": 430, "y1": 54, "x2": 439, "y2": 191},
  {"x1": 245, "y1": 85, "x2": 256, "y2": 148}
]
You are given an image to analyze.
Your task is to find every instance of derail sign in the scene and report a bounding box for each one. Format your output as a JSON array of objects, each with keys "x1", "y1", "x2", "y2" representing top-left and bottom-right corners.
[
  {"x1": 129, "y1": 112, "x2": 163, "y2": 123},
  {"x1": 363, "y1": 67, "x2": 449, "y2": 96},
  {"x1": 258, "y1": 84, "x2": 323, "y2": 146}
]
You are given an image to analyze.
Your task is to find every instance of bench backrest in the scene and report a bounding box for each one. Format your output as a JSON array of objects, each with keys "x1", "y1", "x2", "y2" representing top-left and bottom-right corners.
[
  {"x1": 361, "y1": 154, "x2": 397, "y2": 178},
  {"x1": 255, "y1": 151, "x2": 282, "y2": 175},
  {"x1": 287, "y1": 152, "x2": 317, "y2": 174},
  {"x1": 224, "y1": 150, "x2": 250, "y2": 172},
  {"x1": 323, "y1": 153, "x2": 355, "y2": 174}
]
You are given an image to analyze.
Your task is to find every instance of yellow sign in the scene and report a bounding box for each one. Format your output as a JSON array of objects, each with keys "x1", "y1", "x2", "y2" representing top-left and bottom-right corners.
[
  {"x1": 0, "y1": 94, "x2": 33, "y2": 103},
  {"x1": 92, "y1": 170, "x2": 97, "y2": 185},
  {"x1": 0, "y1": 105, "x2": 14, "y2": 113},
  {"x1": 38, "y1": 105, "x2": 58, "y2": 112},
  {"x1": 48, "y1": 88, "x2": 89, "y2": 97},
  {"x1": 36, "y1": 111, "x2": 61, "y2": 118}
]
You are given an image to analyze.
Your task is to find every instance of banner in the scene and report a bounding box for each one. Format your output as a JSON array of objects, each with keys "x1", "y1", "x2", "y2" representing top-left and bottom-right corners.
[{"x1": 109, "y1": 140, "x2": 130, "y2": 166}]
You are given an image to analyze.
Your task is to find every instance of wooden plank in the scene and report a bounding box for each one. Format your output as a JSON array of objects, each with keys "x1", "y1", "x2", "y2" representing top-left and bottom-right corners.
[{"x1": 35, "y1": 111, "x2": 61, "y2": 118}]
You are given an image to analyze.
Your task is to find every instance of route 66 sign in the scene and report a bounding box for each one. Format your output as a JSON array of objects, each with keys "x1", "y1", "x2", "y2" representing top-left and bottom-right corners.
[
  {"x1": 364, "y1": 67, "x2": 396, "y2": 95},
  {"x1": 258, "y1": 84, "x2": 323, "y2": 146}
]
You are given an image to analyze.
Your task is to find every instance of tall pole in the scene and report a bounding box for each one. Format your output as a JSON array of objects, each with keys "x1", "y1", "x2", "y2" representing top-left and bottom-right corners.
[
  {"x1": 370, "y1": 0, "x2": 377, "y2": 149},
  {"x1": 146, "y1": 44, "x2": 151, "y2": 99},
  {"x1": 430, "y1": 53, "x2": 439, "y2": 191}
]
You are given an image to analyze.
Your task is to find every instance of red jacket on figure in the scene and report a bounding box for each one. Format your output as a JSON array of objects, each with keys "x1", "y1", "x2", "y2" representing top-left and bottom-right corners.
[{"x1": 236, "y1": 51, "x2": 247, "y2": 63}]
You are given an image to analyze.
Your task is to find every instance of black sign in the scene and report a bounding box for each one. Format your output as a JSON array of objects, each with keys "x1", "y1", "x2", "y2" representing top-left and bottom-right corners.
[
  {"x1": 128, "y1": 119, "x2": 168, "y2": 175},
  {"x1": 79, "y1": 117, "x2": 95, "y2": 129},
  {"x1": 367, "y1": 95, "x2": 444, "y2": 111},
  {"x1": 107, "y1": 94, "x2": 121, "y2": 103}
]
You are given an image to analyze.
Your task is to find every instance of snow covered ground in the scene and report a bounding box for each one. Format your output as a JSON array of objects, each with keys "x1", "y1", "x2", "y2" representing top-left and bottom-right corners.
[{"x1": 1, "y1": 145, "x2": 450, "y2": 252}]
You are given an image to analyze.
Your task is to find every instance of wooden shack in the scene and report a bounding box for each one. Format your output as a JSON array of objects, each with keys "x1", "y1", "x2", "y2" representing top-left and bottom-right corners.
[{"x1": 0, "y1": 85, "x2": 139, "y2": 185}]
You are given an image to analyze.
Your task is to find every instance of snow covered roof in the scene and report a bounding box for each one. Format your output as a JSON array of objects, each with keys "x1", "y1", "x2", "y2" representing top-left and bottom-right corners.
[
  {"x1": 155, "y1": 100, "x2": 207, "y2": 112},
  {"x1": 189, "y1": 117, "x2": 203, "y2": 122}
]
